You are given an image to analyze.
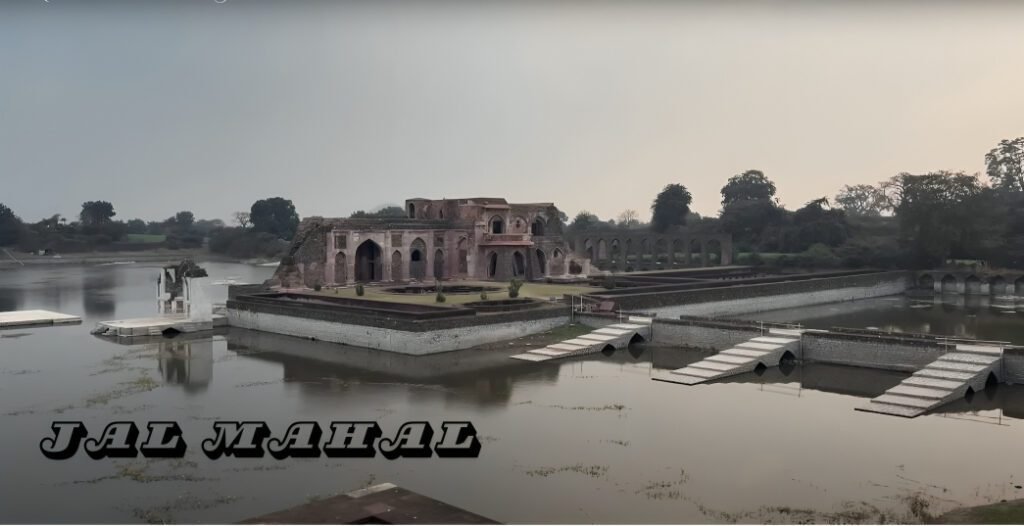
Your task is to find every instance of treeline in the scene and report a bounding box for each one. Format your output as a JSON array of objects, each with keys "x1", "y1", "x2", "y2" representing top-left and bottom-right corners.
[
  {"x1": 566, "y1": 136, "x2": 1024, "y2": 270},
  {"x1": 0, "y1": 197, "x2": 301, "y2": 260}
]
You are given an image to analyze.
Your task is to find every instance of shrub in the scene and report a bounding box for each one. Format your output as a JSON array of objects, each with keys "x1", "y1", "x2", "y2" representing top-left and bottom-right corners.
[
  {"x1": 508, "y1": 278, "x2": 523, "y2": 298},
  {"x1": 800, "y1": 243, "x2": 840, "y2": 268},
  {"x1": 313, "y1": 283, "x2": 322, "y2": 291},
  {"x1": 435, "y1": 280, "x2": 445, "y2": 303},
  {"x1": 355, "y1": 284, "x2": 365, "y2": 296},
  {"x1": 480, "y1": 291, "x2": 488, "y2": 300}
]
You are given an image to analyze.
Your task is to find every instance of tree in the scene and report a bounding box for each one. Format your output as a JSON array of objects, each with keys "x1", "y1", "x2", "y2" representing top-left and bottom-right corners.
[
  {"x1": 650, "y1": 184, "x2": 692, "y2": 233},
  {"x1": 79, "y1": 201, "x2": 116, "y2": 226},
  {"x1": 125, "y1": 218, "x2": 148, "y2": 234},
  {"x1": 721, "y1": 170, "x2": 777, "y2": 206},
  {"x1": 233, "y1": 211, "x2": 252, "y2": 229},
  {"x1": 835, "y1": 184, "x2": 887, "y2": 217},
  {"x1": 0, "y1": 203, "x2": 22, "y2": 247},
  {"x1": 250, "y1": 197, "x2": 300, "y2": 240},
  {"x1": 985, "y1": 137, "x2": 1024, "y2": 192},
  {"x1": 790, "y1": 197, "x2": 850, "y2": 250},
  {"x1": 568, "y1": 211, "x2": 600, "y2": 231},
  {"x1": 720, "y1": 198, "x2": 785, "y2": 248},
  {"x1": 617, "y1": 209, "x2": 640, "y2": 228},
  {"x1": 173, "y1": 211, "x2": 195, "y2": 229},
  {"x1": 889, "y1": 171, "x2": 988, "y2": 267}
]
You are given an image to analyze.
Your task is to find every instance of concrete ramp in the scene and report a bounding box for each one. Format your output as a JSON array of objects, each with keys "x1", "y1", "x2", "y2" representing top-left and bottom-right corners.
[
  {"x1": 510, "y1": 317, "x2": 652, "y2": 363},
  {"x1": 857, "y1": 343, "x2": 1003, "y2": 418},
  {"x1": 653, "y1": 329, "x2": 802, "y2": 385}
]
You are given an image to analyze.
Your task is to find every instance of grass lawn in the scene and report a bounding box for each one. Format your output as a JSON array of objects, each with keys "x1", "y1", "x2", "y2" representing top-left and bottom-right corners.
[
  {"x1": 314, "y1": 279, "x2": 599, "y2": 306},
  {"x1": 933, "y1": 498, "x2": 1024, "y2": 524},
  {"x1": 124, "y1": 234, "x2": 167, "y2": 243}
]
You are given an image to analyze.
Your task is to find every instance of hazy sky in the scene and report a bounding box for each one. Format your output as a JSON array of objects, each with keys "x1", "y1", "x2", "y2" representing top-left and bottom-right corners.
[{"x1": 3, "y1": 0, "x2": 1024, "y2": 224}]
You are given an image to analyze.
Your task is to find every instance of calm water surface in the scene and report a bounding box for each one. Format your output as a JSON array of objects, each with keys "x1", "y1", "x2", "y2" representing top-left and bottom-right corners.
[{"x1": 3, "y1": 263, "x2": 1024, "y2": 523}]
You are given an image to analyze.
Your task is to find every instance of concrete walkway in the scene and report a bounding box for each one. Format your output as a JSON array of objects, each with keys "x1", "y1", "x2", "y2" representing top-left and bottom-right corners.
[
  {"x1": 652, "y1": 328, "x2": 803, "y2": 385},
  {"x1": 857, "y1": 343, "x2": 1004, "y2": 418},
  {"x1": 509, "y1": 316, "x2": 653, "y2": 362},
  {"x1": 0, "y1": 310, "x2": 81, "y2": 329},
  {"x1": 91, "y1": 314, "x2": 225, "y2": 337}
]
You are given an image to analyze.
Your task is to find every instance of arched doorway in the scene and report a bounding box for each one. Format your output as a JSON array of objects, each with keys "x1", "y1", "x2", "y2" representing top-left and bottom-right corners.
[
  {"x1": 407, "y1": 203, "x2": 415, "y2": 218},
  {"x1": 536, "y1": 249, "x2": 547, "y2": 277},
  {"x1": 391, "y1": 251, "x2": 402, "y2": 282},
  {"x1": 334, "y1": 252, "x2": 347, "y2": 284},
  {"x1": 410, "y1": 238, "x2": 426, "y2": 280},
  {"x1": 568, "y1": 259, "x2": 583, "y2": 274},
  {"x1": 512, "y1": 251, "x2": 526, "y2": 277},
  {"x1": 531, "y1": 218, "x2": 545, "y2": 236},
  {"x1": 434, "y1": 249, "x2": 445, "y2": 280},
  {"x1": 355, "y1": 240, "x2": 382, "y2": 282},
  {"x1": 487, "y1": 252, "x2": 499, "y2": 278},
  {"x1": 489, "y1": 216, "x2": 505, "y2": 234},
  {"x1": 597, "y1": 239, "x2": 608, "y2": 261}
]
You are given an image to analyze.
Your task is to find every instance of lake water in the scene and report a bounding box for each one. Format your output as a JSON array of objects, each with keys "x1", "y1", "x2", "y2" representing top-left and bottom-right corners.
[{"x1": 3, "y1": 263, "x2": 1024, "y2": 523}]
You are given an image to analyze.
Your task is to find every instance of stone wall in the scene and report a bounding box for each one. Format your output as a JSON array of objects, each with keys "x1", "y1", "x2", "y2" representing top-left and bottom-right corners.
[
  {"x1": 228, "y1": 308, "x2": 569, "y2": 355},
  {"x1": 1003, "y1": 348, "x2": 1024, "y2": 384},
  {"x1": 610, "y1": 271, "x2": 910, "y2": 317}
]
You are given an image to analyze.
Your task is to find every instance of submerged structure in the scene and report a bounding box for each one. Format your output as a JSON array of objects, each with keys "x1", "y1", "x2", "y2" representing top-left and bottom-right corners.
[{"x1": 270, "y1": 197, "x2": 581, "y2": 288}]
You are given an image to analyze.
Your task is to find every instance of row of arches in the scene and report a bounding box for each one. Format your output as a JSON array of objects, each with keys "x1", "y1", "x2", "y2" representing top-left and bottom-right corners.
[
  {"x1": 578, "y1": 236, "x2": 729, "y2": 269},
  {"x1": 328, "y1": 239, "x2": 467, "y2": 285},
  {"x1": 483, "y1": 248, "x2": 575, "y2": 279},
  {"x1": 919, "y1": 274, "x2": 1024, "y2": 296}
]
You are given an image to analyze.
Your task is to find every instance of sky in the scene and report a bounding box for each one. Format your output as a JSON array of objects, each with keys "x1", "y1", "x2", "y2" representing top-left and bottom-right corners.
[{"x1": 3, "y1": 0, "x2": 1024, "y2": 224}]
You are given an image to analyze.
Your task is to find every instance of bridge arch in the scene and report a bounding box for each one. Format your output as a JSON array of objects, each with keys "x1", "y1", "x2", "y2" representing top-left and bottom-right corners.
[
  {"x1": 1016, "y1": 276, "x2": 1024, "y2": 296},
  {"x1": 990, "y1": 275, "x2": 1007, "y2": 296},
  {"x1": 689, "y1": 239, "x2": 702, "y2": 266},
  {"x1": 965, "y1": 275, "x2": 982, "y2": 294},
  {"x1": 597, "y1": 239, "x2": 608, "y2": 261},
  {"x1": 940, "y1": 274, "x2": 959, "y2": 294},
  {"x1": 918, "y1": 274, "x2": 935, "y2": 290}
]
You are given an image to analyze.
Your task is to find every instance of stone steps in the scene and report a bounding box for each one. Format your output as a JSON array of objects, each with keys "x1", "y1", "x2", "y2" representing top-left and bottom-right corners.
[
  {"x1": 857, "y1": 343, "x2": 1004, "y2": 418},
  {"x1": 510, "y1": 317, "x2": 652, "y2": 363},
  {"x1": 652, "y1": 331, "x2": 802, "y2": 386}
]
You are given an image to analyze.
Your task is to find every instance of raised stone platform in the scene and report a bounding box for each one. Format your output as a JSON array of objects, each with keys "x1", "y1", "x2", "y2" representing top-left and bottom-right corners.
[
  {"x1": 241, "y1": 482, "x2": 497, "y2": 524},
  {"x1": 91, "y1": 314, "x2": 224, "y2": 337},
  {"x1": 0, "y1": 310, "x2": 81, "y2": 329}
]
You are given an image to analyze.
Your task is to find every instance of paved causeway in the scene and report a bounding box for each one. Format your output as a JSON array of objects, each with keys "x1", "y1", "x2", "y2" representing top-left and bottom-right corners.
[{"x1": 857, "y1": 343, "x2": 1004, "y2": 418}]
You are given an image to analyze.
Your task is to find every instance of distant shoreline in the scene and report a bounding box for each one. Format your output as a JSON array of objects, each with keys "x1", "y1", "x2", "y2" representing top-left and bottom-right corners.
[{"x1": 0, "y1": 249, "x2": 275, "y2": 268}]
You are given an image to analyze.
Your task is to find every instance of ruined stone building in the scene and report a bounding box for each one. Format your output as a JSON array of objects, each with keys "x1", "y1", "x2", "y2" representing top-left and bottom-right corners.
[{"x1": 271, "y1": 198, "x2": 578, "y2": 288}]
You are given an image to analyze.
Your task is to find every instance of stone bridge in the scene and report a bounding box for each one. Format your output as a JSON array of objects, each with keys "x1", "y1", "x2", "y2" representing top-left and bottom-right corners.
[
  {"x1": 571, "y1": 230, "x2": 733, "y2": 272},
  {"x1": 916, "y1": 270, "x2": 1024, "y2": 296}
]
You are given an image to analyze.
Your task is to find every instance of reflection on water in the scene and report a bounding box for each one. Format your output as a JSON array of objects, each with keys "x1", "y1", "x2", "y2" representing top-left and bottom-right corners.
[
  {"x1": 5, "y1": 265, "x2": 1024, "y2": 523},
  {"x1": 743, "y1": 294, "x2": 1024, "y2": 344}
]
